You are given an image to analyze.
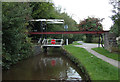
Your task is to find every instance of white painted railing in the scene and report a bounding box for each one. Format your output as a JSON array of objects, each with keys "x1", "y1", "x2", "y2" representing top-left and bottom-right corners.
[{"x1": 42, "y1": 39, "x2": 63, "y2": 46}]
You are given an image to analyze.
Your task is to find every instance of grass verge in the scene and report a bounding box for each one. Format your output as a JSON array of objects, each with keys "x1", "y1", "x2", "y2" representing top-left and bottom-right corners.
[
  {"x1": 64, "y1": 45, "x2": 119, "y2": 80},
  {"x1": 92, "y1": 47, "x2": 120, "y2": 61},
  {"x1": 72, "y1": 41, "x2": 82, "y2": 45}
]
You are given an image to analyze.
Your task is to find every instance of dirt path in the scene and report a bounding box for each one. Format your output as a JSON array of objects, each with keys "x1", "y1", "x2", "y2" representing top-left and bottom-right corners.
[{"x1": 74, "y1": 41, "x2": 120, "y2": 68}]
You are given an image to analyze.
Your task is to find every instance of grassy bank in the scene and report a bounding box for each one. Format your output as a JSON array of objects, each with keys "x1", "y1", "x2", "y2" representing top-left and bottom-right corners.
[
  {"x1": 64, "y1": 45, "x2": 119, "y2": 80},
  {"x1": 92, "y1": 47, "x2": 120, "y2": 61},
  {"x1": 72, "y1": 41, "x2": 82, "y2": 45}
]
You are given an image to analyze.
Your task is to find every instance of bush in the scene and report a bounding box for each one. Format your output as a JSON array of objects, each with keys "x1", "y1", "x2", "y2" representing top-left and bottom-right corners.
[
  {"x1": 92, "y1": 37, "x2": 99, "y2": 43},
  {"x1": 85, "y1": 34, "x2": 93, "y2": 43},
  {"x1": 2, "y1": 3, "x2": 33, "y2": 70}
]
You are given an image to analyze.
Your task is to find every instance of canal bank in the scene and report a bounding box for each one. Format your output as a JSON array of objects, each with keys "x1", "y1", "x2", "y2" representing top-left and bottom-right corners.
[
  {"x1": 2, "y1": 47, "x2": 90, "y2": 81},
  {"x1": 33, "y1": 45, "x2": 42, "y2": 55},
  {"x1": 62, "y1": 47, "x2": 91, "y2": 81},
  {"x1": 63, "y1": 44, "x2": 119, "y2": 80}
]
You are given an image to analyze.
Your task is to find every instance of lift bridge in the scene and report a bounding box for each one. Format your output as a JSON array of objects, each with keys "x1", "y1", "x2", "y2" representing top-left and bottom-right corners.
[
  {"x1": 30, "y1": 19, "x2": 65, "y2": 49},
  {"x1": 29, "y1": 19, "x2": 108, "y2": 50}
]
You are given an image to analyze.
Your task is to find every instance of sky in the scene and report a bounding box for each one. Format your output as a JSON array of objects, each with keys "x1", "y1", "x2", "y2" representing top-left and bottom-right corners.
[{"x1": 53, "y1": 0, "x2": 114, "y2": 30}]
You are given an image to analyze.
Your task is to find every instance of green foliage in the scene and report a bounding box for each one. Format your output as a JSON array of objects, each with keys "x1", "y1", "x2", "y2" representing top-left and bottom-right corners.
[
  {"x1": 91, "y1": 37, "x2": 99, "y2": 43},
  {"x1": 64, "y1": 45, "x2": 119, "y2": 80},
  {"x1": 2, "y1": 2, "x2": 33, "y2": 70},
  {"x1": 60, "y1": 12, "x2": 77, "y2": 31},
  {"x1": 55, "y1": 12, "x2": 78, "y2": 42},
  {"x1": 85, "y1": 34, "x2": 93, "y2": 43},
  {"x1": 78, "y1": 17, "x2": 103, "y2": 43},
  {"x1": 78, "y1": 17, "x2": 103, "y2": 31},
  {"x1": 31, "y1": 2, "x2": 55, "y2": 19},
  {"x1": 110, "y1": 13, "x2": 120, "y2": 37},
  {"x1": 72, "y1": 34, "x2": 84, "y2": 41},
  {"x1": 72, "y1": 41, "x2": 82, "y2": 45},
  {"x1": 83, "y1": 35, "x2": 100, "y2": 43},
  {"x1": 110, "y1": 0, "x2": 120, "y2": 47}
]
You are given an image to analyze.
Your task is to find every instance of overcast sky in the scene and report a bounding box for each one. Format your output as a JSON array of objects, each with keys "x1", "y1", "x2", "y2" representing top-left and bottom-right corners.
[{"x1": 53, "y1": 0, "x2": 114, "y2": 30}]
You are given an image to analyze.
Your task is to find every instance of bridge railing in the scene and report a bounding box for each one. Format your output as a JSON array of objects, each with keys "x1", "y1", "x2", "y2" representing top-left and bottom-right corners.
[{"x1": 42, "y1": 39, "x2": 63, "y2": 45}]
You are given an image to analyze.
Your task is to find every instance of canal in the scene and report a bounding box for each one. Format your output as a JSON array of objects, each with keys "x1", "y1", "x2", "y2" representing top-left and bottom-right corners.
[{"x1": 3, "y1": 48, "x2": 88, "y2": 81}]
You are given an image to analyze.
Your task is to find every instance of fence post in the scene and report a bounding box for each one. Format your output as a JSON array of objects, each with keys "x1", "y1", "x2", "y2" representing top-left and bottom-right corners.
[{"x1": 66, "y1": 39, "x2": 68, "y2": 45}]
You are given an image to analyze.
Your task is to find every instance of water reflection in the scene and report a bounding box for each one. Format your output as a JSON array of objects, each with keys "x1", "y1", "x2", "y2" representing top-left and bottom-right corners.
[{"x1": 3, "y1": 48, "x2": 83, "y2": 80}]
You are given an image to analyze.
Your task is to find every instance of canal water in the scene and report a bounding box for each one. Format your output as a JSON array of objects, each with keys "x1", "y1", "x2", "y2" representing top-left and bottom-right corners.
[{"x1": 3, "y1": 48, "x2": 87, "y2": 81}]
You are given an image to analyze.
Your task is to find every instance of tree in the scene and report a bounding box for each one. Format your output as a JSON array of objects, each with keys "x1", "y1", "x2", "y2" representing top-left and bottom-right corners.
[
  {"x1": 31, "y1": 2, "x2": 55, "y2": 19},
  {"x1": 2, "y1": 2, "x2": 33, "y2": 69},
  {"x1": 110, "y1": 0, "x2": 120, "y2": 37},
  {"x1": 78, "y1": 17, "x2": 103, "y2": 31},
  {"x1": 57, "y1": 12, "x2": 77, "y2": 43},
  {"x1": 110, "y1": 13, "x2": 120, "y2": 36},
  {"x1": 78, "y1": 17, "x2": 103, "y2": 43},
  {"x1": 30, "y1": 3, "x2": 77, "y2": 42}
]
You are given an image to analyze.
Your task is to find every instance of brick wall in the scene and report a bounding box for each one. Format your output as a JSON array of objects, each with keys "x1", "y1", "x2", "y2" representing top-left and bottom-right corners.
[{"x1": 104, "y1": 32, "x2": 117, "y2": 52}]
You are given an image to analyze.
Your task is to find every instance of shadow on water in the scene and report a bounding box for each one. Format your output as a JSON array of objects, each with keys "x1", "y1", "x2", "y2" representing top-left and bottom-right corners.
[{"x1": 3, "y1": 47, "x2": 90, "y2": 81}]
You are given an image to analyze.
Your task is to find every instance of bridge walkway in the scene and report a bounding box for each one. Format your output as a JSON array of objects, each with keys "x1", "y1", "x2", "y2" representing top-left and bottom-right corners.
[{"x1": 41, "y1": 39, "x2": 63, "y2": 48}]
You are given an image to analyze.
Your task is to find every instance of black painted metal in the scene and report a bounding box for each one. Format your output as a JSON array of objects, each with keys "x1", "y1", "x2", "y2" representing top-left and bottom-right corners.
[
  {"x1": 98, "y1": 34, "x2": 104, "y2": 48},
  {"x1": 100, "y1": 34, "x2": 104, "y2": 48},
  {"x1": 98, "y1": 34, "x2": 100, "y2": 47}
]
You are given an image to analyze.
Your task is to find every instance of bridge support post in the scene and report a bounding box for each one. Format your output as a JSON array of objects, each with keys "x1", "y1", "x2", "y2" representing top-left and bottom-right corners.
[{"x1": 66, "y1": 39, "x2": 68, "y2": 45}]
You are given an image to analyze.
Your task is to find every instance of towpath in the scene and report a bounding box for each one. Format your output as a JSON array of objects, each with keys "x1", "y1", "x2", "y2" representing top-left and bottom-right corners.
[{"x1": 74, "y1": 41, "x2": 120, "y2": 68}]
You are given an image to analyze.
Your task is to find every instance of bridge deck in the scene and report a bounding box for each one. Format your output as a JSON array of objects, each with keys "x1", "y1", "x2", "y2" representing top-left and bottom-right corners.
[
  {"x1": 42, "y1": 45, "x2": 62, "y2": 47},
  {"x1": 41, "y1": 39, "x2": 63, "y2": 48}
]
